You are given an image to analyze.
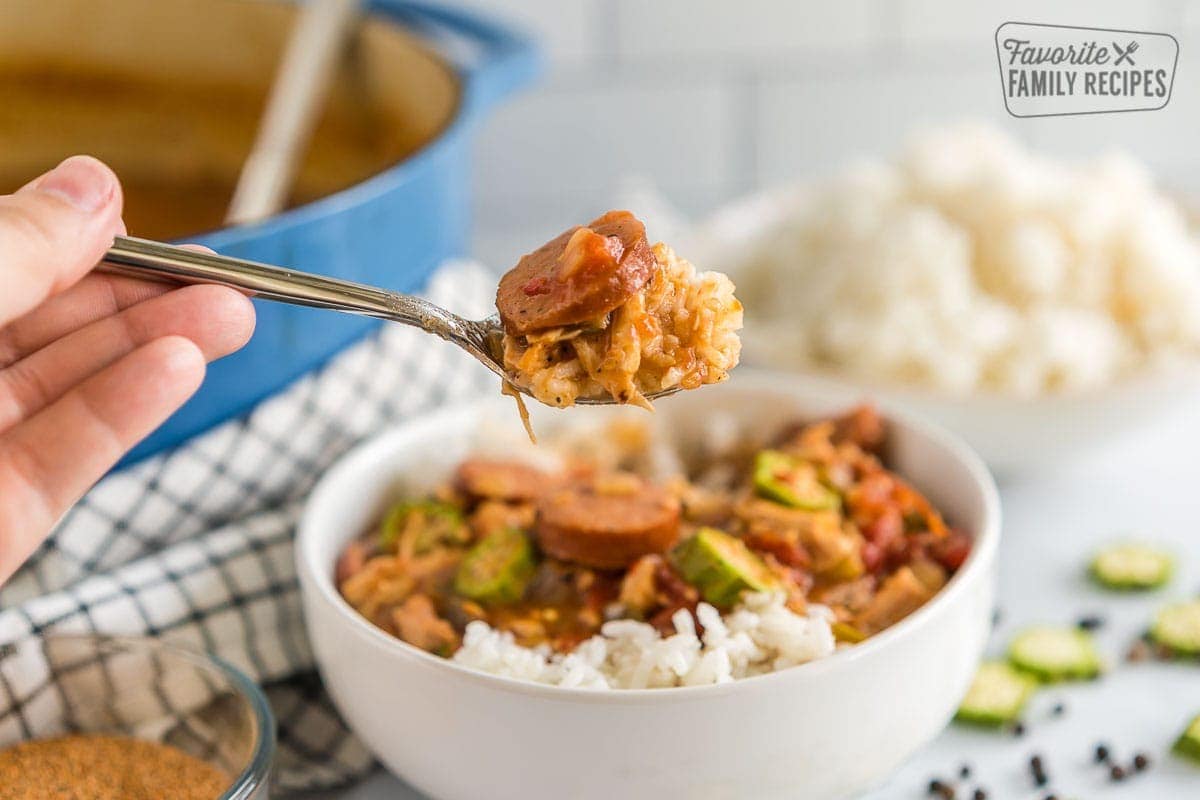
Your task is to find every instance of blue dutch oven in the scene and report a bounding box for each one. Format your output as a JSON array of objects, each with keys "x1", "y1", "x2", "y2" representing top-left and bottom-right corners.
[{"x1": 117, "y1": 1, "x2": 538, "y2": 464}]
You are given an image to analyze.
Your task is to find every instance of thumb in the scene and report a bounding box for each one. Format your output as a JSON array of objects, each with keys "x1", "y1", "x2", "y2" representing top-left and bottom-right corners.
[{"x1": 0, "y1": 156, "x2": 125, "y2": 326}]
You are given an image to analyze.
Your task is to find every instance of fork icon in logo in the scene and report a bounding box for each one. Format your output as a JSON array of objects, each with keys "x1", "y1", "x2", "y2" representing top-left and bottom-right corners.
[{"x1": 1113, "y1": 39, "x2": 1139, "y2": 65}]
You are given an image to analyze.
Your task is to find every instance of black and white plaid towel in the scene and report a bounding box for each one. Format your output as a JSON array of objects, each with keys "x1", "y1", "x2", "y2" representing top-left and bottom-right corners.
[{"x1": 0, "y1": 261, "x2": 498, "y2": 793}]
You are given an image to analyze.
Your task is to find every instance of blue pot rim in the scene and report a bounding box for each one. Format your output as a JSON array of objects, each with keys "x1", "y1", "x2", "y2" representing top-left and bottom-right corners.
[{"x1": 193, "y1": 0, "x2": 540, "y2": 250}]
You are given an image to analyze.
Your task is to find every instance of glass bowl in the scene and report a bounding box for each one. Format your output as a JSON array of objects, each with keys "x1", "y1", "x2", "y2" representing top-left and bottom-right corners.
[{"x1": 0, "y1": 634, "x2": 274, "y2": 799}]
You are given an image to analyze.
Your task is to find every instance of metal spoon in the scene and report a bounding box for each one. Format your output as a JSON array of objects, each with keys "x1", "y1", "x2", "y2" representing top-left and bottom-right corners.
[{"x1": 98, "y1": 236, "x2": 679, "y2": 406}]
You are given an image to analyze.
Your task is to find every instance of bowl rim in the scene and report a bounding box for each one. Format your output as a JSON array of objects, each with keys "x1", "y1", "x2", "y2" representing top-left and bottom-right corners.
[
  {"x1": 34, "y1": 633, "x2": 276, "y2": 799},
  {"x1": 297, "y1": 371, "x2": 1001, "y2": 703}
]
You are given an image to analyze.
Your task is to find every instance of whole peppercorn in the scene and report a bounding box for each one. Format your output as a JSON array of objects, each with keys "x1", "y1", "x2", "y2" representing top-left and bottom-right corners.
[
  {"x1": 1110, "y1": 764, "x2": 1127, "y2": 782},
  {"x1": 1133, "y1": 752, "x2": 1151, "y2": 771},
  {"x1": 926, "y1": 780, "x2": 955, "y2": 799},
  {"x1": 1013, "y1": 722, "x2": 1027, "y2": 737},
  {"x1": 1094, "y1": 743, "x2": 1111, "y2": 763},
  {"x1": 1029, "y1": 754, "x2": 1048, "y2": 787},
  {"x1": 972, "y1": 790, "x2": 987, "y2": 800}
]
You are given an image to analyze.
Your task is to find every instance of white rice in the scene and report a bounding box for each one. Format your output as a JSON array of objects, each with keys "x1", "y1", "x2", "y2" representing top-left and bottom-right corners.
[
  {"x1": 450, "y1": 592, "x2": 836, "y2": 690},
  {"x1": 736, "y1": 122, "x2": 1200, "y2": 397}
]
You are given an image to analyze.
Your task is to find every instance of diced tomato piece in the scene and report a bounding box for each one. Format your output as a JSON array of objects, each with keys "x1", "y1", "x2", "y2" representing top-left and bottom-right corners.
[
  {"x1": 888, "y1": 535, "x2": 926, "y2": 570},
  {"x1": 522, "y1": 276, "x2": 552, "y2": 296},
  {"x1": 744, "y1": 530, "x2": 812, "y2": 569},
  {"x1": 931, "y1": 531, "x2": 972, "y2": 571},
  {"x1": 861, "y1": 541, "x2": 885, "y2": 574},
  {"x1": 863, "y1": 506, "x2": 902, "y2": 549}
]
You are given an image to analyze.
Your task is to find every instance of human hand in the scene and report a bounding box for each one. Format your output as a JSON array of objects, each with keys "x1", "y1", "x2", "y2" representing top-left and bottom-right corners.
[{"x1": 0, "y1": 156, "x2": 256, "y2": 584}]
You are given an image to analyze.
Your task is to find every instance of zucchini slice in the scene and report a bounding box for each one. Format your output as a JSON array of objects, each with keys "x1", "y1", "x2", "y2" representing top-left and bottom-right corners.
[
  {"x1": 1009, "y1": 626, "x2": 1102, "y2": 682},
  {"x1": 380, "y1": 500, "x2": 468, "y2": 552},
  {"x1": 955, "y1": 661, "x2": 1039, "y2": 726},
  {"x1": 1174, "y1": 713, "x2": 1200, "y2": 763},
  {"x1": 1151, "y1": 600, "x2": 1200, "y2": 656},
  {"x1": 1089, "y1": 543, "x2": 1173, "y2": 590},
  {"x1": 671, "y1": 527, "x2": 779, "y2": 608},
  {"x1": 454, "y1": 528, "x2": 535, "y2": 606},
  {"x1": 753, "y1": 451, "x2": 840, "y2": 511}
]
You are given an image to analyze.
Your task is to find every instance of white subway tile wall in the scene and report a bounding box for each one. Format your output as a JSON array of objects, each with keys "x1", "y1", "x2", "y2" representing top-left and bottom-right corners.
[{"x1": 469, "y1": 0, "x2": 1195, "y2": 268}]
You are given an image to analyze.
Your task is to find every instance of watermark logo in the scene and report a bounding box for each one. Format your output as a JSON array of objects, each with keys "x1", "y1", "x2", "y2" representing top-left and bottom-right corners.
[{"x1": 995, "y1": 22, "x2": 1178, "y2": 117}]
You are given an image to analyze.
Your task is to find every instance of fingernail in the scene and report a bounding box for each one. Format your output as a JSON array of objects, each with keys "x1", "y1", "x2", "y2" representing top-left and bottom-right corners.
[{"x1": 34, "y1": 156, "x2": 115, "y2": 212}]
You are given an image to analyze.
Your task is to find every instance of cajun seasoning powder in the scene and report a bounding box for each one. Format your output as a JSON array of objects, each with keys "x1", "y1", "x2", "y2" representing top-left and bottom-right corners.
[{"x1": 0, "y1": 733, "x2": 228, "y2": 799}]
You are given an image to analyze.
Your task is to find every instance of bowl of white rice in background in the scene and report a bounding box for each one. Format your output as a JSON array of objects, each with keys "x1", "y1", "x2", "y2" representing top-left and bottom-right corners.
[
  {"x1": 296, "y1": 373, "x2": 999, "y2": 800},
  {"x1": 690, "y1": 124, "x2": 1200, "y2": 475}
]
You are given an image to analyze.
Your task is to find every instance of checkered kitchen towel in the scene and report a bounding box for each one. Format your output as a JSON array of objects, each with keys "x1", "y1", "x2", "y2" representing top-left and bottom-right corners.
[{"x1": 0, "y1": 261, "x2": 498, "y2": 793}]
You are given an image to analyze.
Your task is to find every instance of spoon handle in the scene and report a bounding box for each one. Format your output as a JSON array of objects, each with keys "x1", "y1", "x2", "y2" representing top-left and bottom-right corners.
[
  {"x1": 99, "y1": 236, "x2": 473, "y2": 337},
  {"x1": 101, "y1": 236, "x2": 400, "y2": 317}
]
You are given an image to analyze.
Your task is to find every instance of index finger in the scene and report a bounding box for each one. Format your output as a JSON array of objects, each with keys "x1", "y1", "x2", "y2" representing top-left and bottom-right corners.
[{"x1": 0, "y1": 156, "x2": 125, "y2": 326}]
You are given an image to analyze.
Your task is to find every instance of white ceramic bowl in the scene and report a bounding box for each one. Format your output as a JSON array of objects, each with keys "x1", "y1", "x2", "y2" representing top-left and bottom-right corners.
[
  {"x1": 296, "y1": 373, "x2": 1000, "y2": 800},
  {"x1": 687, "y1": 191, "x2": 1200, "y2": 476}
]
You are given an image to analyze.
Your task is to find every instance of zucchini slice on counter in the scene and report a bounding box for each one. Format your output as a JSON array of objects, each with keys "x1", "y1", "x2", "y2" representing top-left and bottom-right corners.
[
  {"x1": 671, "y1": 527, "x2": 778, "y2": 608},
  {"x1": 454, "y1": 527, "x2": 535, "y2": 606},
  {"x1": 1008, "y1": 626, "x2": 1102, "y2": 682},
  {"x1": 955, "y1": 661, "x2": 1039, "y2": 726},
  {"x1": 1174, "y1": 714, "x2": 1200, "y2": 763},
  {"x1": 753, "y1": 450, "x2": 840, "y2": 511},
  {"x1": 1089, "y1": 543, "x2": 1173, "y2": 590},
  {"x1": 1151, "y1": 600, "x2": 1200, "y2": 656}
]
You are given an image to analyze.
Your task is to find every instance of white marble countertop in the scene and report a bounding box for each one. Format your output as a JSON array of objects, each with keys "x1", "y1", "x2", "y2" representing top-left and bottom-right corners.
[{"x1": 311, "y1": 408, "x2": 1200, "y2": 800}]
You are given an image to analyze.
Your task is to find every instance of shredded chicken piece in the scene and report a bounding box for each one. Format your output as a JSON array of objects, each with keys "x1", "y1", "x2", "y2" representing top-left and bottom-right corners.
[
  {"x1": 340, "y1": 555, "x2": 416, "y2": 623},
  {"x1": 501, "y1": 380, "x2": 537, "y2": 443},
  {"x1": 618, "y1": 555, "x2": 664, "y2": 614},
  {"x1": 469, "y1": 501, "x2": 536, "y2": 540},
  {"x1": 735, "y1": 496, "x2": 857, "y2": 575},
  {"x1": 854, "y1": 567, "x2": 934, "y2": 634},
  {"x1": 394, "y1": 594, "x2": 460, "y2": 655}
]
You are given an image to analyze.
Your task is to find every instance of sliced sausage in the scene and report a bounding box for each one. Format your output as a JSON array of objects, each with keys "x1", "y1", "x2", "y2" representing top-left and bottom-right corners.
[
  {"x1": 455, "y1": 459, "x2": 550, "y2": 503},
  {"x1": 535, "y1": 473, "x2": 681, "y2": 569},
  {"x1": 496, "y1": 210, "x2": 656, "y2": 335}
]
